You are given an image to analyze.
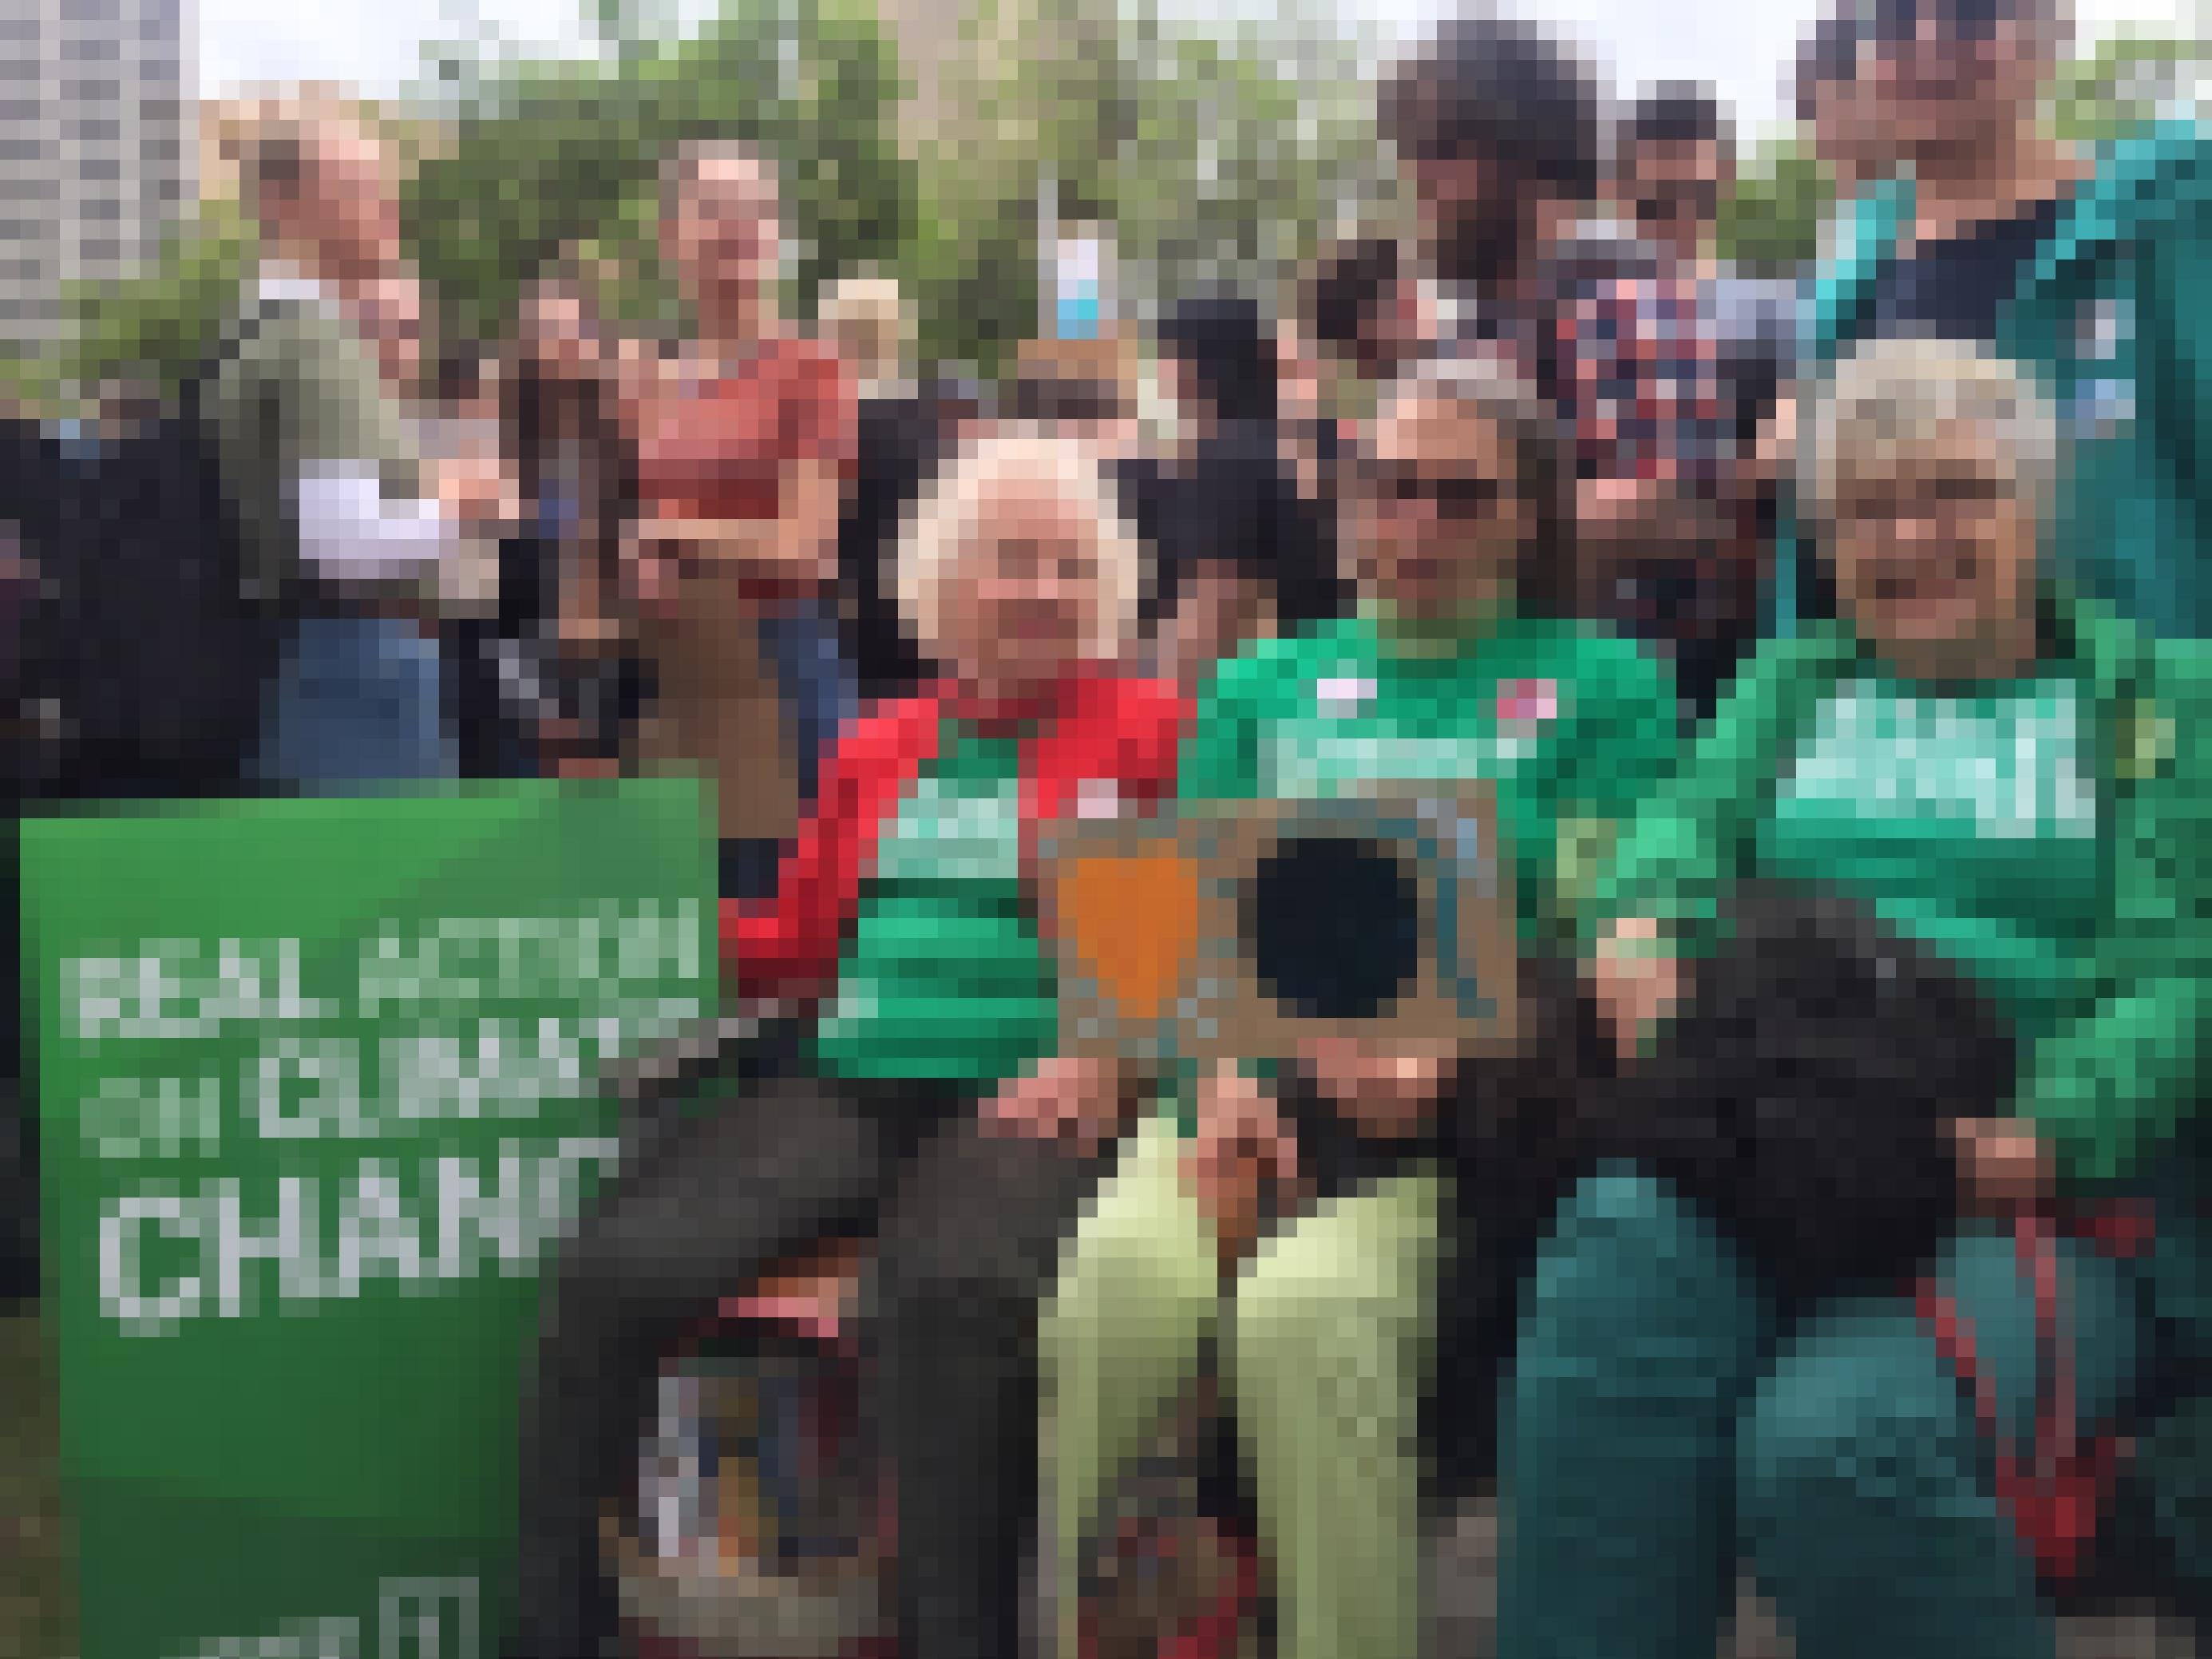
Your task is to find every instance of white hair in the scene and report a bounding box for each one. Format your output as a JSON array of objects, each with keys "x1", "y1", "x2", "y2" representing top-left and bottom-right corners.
[
  {"x1": 1801, "y1": 337, "x2": 2062, "y2": 528},
  {"x1": 895, "y1": 430, "x2": 1145, "y2": 663}
]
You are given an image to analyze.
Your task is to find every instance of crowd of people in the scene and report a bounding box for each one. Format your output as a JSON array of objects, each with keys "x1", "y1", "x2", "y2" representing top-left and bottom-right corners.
[{"x1": 6, "y1": 0, "x2": 2212, "y2": 1653}]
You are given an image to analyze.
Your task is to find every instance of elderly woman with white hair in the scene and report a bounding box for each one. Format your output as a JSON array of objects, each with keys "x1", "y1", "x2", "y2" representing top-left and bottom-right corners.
[
  {"x1": 515, "y1": 430, "x2": 1188, "y2": 1659},
  {"x1": 1495, "y1": 336, "x2": 2212, "y2": 1659}
]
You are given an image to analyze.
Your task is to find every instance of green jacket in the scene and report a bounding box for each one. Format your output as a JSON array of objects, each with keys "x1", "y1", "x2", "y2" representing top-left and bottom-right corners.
[
  {"x1": 204, "y1": 273, "x2": 426, "y2": 606},
  {"x1": 1783, "y1": 127, "x2": 2212, "y2": 641},
  {"x1": 1594, "y1": 592, "x2": 2212, "y2": 1187}
]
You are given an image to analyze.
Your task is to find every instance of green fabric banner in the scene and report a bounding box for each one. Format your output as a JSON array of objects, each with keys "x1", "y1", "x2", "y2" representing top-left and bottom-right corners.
[{"x1": 21, "y1": 779, "x2": 717, "y2": 1659}]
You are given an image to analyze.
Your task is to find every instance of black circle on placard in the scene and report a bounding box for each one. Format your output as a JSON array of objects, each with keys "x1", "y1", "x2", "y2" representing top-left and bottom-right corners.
[{"x1": 1243, "y1": 833, "x2": 1423, "y2": 1023}]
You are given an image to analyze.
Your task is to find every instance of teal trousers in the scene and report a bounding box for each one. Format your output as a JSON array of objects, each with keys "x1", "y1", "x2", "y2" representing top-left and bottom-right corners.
[{"x1": 1495, "y1": 1166, "x2": 2206, "y2": 1659}]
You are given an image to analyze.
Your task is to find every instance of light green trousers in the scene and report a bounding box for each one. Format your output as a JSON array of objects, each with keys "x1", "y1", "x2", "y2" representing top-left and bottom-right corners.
[{"x1": 1040, "y1": 1115, "x2": 1445, "y2": 1659}]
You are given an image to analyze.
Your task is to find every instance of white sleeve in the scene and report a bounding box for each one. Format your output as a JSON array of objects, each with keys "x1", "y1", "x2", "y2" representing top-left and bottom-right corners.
[{"x1": 294, "y1": 460, "x2": 455, "y2": 579}]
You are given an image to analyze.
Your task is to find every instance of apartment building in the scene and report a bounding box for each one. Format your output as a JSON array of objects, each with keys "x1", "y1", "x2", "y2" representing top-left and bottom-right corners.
[{"x1": 0, "y1": 0, "x2": 192, "y2": 350}]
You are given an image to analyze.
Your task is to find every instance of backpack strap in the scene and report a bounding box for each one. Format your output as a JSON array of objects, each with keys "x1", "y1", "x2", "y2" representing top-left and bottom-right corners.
[{"x1": 1915, "y1": 1212, "x2": 2128, "y2": 1588}]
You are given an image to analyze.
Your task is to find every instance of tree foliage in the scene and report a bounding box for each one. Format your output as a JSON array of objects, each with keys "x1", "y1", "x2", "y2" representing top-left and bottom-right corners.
[
  {"x1": 49, "y1": 197, "x2": 259, "y2": 402},
  {"x1": 1111, "y1": 15, "x2": 1398, "y2": 315},
  {"x1": 2050, "y1": 34, "x2": 2210, "y2": 143},
  {"x1": 403, "y1": 0, "x2": 916, "y2": 347},
  {"x1": 28, "y1": 11, "x2": 2210, "y2": 404},
  {"x1": 1715, "y1": 138, "x2": 1835, "y2": 277},
  {"x1": 902, "y1": 0, "x2": 1395, "y2": 370}
]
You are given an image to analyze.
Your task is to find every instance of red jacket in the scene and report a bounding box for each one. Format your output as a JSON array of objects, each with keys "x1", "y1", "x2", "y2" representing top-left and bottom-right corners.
[{"x1": 723, "y1": 670, "x2": 1191, "y2": 1002}]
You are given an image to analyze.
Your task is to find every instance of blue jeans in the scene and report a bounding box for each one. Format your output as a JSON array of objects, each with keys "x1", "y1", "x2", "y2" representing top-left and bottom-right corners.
[
  {"x1": 723, "y1": 599, "x2": 857, "y2": 905},
  {"x1": 254, "y1": 613, "x2": 455, "y2": 792},
  {"x1": 759, "y1": 597, "x2": 857, "y2": 810}
]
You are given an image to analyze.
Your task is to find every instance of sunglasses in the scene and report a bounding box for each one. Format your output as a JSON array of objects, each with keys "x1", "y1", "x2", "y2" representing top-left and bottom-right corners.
[
  {"x1": 1862, "y1": 0, "x2": 2011, "y2": 46},
  {"x1": 1836, "y1": 473, "x2": 2012, "y2": 529},
  {"x1": 1363, "y1": 465, "x2": 1516, "y2": 522}
]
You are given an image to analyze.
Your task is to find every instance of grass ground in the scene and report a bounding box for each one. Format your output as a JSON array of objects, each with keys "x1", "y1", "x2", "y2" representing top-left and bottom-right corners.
[{"x1": 1, "y1": 1309, "x2": 76, "y2": 1659}]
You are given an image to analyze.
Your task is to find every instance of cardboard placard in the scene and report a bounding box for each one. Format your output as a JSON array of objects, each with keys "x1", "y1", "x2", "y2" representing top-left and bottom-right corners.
[{"x1": 1042, "y1": 783, "x2": 1523, "y2": 1066}]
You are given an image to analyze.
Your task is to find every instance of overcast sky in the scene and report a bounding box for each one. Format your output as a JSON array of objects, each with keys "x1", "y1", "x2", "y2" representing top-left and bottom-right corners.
[{"x1": 196, "y1": 0, "x2": 2198, "y2": 140}]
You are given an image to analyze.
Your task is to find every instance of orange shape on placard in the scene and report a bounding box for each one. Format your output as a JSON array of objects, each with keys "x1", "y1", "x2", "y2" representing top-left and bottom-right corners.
[{"x1": 1055, "y1": 849, "x2": 1206, "y2": 1024}]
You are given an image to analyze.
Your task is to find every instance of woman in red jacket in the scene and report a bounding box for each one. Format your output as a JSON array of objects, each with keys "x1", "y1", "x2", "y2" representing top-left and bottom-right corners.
[{"x1": 514, "y1": 430, "x2": 1189, "y2": 1659}]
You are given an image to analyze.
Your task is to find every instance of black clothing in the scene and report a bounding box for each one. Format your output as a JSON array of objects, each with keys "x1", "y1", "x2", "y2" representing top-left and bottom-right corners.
[
  {"x1": 2, "y1": 394, "x2": 275, "y2": 1304},
  {"x1": 1866, "y1": 195, "x2": 2067, "y2": 346},
  {"x1": 15, "y1": 402, "x2": 274, "y2": 803},
  {"x1": 718, "y1": 835, "x2": 785, "y2": 904},
  {"x1": 838, "y1": 390, "x2": 950, "y2": 704},
  {"x1": 1571, "y1": 883, "x2": 2016, "y2": 1314},
  {"x1": 1142, "y1": 422, "x2": 1345, "y2": 635},
  {"x1": 510, "y1": 1068, "x2": 1106, "y2": 1659},
  {"x1": 446, "y1": 532, "x2": 553, "y2": 780},
  {"x1": 1157, "y1": 295, "x2": 1280, "y2": 426},
  {"x1": 449, "y1": 365, "x2": 639, "y2": 779}
]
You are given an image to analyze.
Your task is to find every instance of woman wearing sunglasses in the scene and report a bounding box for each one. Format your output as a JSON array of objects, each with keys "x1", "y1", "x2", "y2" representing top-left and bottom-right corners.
[
  {"x1": 1040, "y1": 356, "x2": 1680, "y2": 1659},
  {"x1": 1779, "y1": 0, "x2": 2212, "y2": 641}
]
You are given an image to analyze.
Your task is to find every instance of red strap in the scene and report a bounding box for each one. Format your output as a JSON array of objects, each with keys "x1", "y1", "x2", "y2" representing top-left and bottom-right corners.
[
  {"x1": 1915, "y1": 1212, "x2": 2125, "y2": 1586},
  {"x1": 2070, "y1": 1196, "x2": 2158, "y2": 1261},
  {"x1": 1161, "y1": 1526, "x2": 1261, "y2": 1659},
  {"x1": 1075, "y1": 1518, "x2": 1261, "y2": 1659}
]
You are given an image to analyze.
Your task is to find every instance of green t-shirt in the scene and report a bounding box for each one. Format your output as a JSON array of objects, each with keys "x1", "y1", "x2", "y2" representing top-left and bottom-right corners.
[
  {"x1": 1181, "y1": 609, "x2": 1682, "y2": 948},
  {"x1": 809, "y1": 722, "x2": 1059, "y2": 1083},
  {"x1": 1758, "y1": 665, "x2": 2106, "y2": 1041}
]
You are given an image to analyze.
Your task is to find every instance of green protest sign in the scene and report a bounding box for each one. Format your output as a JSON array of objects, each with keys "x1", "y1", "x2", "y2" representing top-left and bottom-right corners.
[{"x1": 21, "y1": 779, "x2": 717, "y2": 1659}]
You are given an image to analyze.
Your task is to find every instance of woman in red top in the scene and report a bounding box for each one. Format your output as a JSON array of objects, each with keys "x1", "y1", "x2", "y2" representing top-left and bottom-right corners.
[
  {"x1": 512, "y1": 429, "x2": 1190, "y2": 1659},
  {"x1": 621, "y1": 141, "x2": 861, "y2": 897}
]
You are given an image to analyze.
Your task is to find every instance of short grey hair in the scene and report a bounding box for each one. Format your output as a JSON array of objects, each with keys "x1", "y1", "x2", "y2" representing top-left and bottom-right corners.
[
  {"x1": 1358, "y1": 352, "x2": 1574, "y2": 612},
  {"x1": 1800, "y1": 337, "x2": 2062, "y2": 528},
  {"x1": 895, "y1": 431, "x2": 1145, "y2": 663}
]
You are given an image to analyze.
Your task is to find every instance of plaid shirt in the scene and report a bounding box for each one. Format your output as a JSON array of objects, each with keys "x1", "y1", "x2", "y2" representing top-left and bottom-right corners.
[
  {"x1": 1430, "y1": 235, "x2": 1740, "y2": 500},
  {"x1": 1551, "y1": 261, "x2": 1733, "y2": 497},
  {"x1": 1428, "y1": 241, "x2": 1777, "y2": 713}
]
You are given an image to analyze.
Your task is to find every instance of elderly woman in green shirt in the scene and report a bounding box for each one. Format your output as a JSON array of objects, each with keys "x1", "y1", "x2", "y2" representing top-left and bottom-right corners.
[
  {"x1": 1494, "y1": 336, "x2": 2212, "y2": 1659},
  {"x1": 1040, "y1": 358, "x2": 1682, "y2": 1659}
]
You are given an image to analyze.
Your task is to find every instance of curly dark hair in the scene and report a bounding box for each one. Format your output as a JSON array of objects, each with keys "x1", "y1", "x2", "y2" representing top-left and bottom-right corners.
[
  {"x1": 1792, "y1": 10, "x2": 1865, "y2": 123},
  {"x1": 1592, "y1": 885, "x2": 2017, "y2": 1313},
  {"x1": 1157, "y1": 294, "x2": 1279, "y2": 426},
  {"x1": 1623, "y1": 81, "x2": 1728, "y2": 152},
  {"x1": 1379, "y1": 14, "x2": 1606, "y2": 201}
]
